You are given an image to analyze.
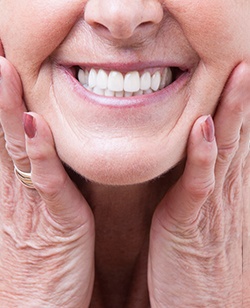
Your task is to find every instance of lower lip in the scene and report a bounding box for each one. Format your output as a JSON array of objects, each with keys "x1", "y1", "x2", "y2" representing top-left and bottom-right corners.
[{"x1": 57, "y1": 65, "x2": 191, "y2": 109}]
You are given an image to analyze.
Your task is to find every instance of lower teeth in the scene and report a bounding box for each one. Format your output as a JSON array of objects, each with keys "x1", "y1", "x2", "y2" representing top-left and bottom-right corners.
[{"x1": 84, "y1": 85, "x2": 154, "y2": 97}]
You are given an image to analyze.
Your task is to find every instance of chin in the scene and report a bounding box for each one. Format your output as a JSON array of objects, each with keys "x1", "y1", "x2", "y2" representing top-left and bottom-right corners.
[
  {"x1": 73, "y1": 159, "x2": 158, "y2": 186},
  {"x1": 82, "y1": 165, "x2": 157, "y2": 186},
  {"x1": 62, "y1": 147, "x2": 184, "y2": 186}
]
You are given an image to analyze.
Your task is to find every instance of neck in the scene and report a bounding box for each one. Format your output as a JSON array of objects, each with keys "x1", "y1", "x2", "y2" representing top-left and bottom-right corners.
[{"x1": 67, "y1": 162, "x2": 184, "y2": 307}]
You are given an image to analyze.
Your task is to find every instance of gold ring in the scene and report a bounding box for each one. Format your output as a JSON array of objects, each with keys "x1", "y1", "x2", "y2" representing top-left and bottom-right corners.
[{"x1": 14, "y1": 165, "x2": 34, "y2": 189}]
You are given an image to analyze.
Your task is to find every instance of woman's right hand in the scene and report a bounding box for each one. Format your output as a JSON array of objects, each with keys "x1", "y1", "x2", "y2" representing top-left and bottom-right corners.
[{"x1": 0, "y1": 56, "x2": 95, "y2": 308}]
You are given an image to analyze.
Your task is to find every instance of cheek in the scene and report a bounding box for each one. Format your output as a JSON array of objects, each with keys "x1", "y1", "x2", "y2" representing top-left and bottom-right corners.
[
  {"x1": 0, "y1": 0, "x2": 85, "y2": 74},
  {"x1": 166, "y1": 0, "x2": 250, "y2": 64}
]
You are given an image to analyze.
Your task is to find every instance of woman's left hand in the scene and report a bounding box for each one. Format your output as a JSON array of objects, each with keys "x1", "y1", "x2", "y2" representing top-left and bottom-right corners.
[{"x1": 148, "y1": 62, "x2": 250, "y2": 307}]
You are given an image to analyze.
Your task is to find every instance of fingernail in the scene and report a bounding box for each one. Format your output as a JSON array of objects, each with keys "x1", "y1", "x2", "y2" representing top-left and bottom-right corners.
[
  {"x1": 23, "y1": 113, "x2": 37, "y2": 138},
  {"x1": 201, "y1": 115, "x2": 215, "y2": 142}
]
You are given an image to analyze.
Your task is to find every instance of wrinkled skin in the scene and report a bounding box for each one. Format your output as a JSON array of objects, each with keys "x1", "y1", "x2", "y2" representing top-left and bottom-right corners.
[{"x1": 0, "y1": 0, "x2": 250, "y2": 307}]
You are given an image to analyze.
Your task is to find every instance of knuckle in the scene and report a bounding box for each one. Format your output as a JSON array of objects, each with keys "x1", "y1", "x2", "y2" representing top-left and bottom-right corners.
[
  {"x1": 33, "y1": 172, "x2": 67, "y2": 199},
  {"x1": 224, "y1": 171, "x2": 241, "y2": 204},
  {"x1": 196, "y1": 150, "x2": 216, "y2": 166},
  {"x1": 27, "y1": 149, "x2": 47, "y2": 162},
  {"x1": 228, "y1": 98, "x2": 244, "y2": 114},
  {"x1": 26, "y1": 141, "x2": 55, "y2": 163},
  {"x1": 182, "y1": 177, "x2": 215, "y2": 200},
  {"x1": 5, "y1": 138, "x2": 28, "y2": 163},
  {"x1": 190, "y1": 140, "x2": 217, "y2": 167},
  {"x1": 217, "y1": 136, "x2": 240, "y2": 162}
]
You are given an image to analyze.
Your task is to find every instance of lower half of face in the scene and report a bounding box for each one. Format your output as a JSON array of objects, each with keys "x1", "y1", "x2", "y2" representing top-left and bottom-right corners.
[
  {"x1": 2, "y1": 0, "x2": 250, "y2": 185},
  {"x1": 23, "y1": 59, "x2": 229, "y2": 186}
]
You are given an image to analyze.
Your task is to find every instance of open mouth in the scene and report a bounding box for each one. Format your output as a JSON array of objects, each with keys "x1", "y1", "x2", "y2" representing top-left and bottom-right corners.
[{"x1": 74, "y1": 66, "x2": 185, "y2": 98}]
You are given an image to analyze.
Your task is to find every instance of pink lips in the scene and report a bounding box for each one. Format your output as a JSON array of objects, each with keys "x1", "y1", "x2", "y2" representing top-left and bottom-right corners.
[{"x1": 58, "y1": 64, "x2": 191, "y2": 108}]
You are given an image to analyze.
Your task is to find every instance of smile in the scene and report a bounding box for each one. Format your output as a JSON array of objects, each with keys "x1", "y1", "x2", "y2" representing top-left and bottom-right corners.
[{"x1": 75, "y1": 66, "x2": 184, "y2": 98}]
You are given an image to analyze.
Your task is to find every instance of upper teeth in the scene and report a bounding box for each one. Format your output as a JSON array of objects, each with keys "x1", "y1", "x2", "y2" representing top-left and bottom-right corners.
[{"x1": 77, "y1": 68, "x2": 173, "y2": 97}]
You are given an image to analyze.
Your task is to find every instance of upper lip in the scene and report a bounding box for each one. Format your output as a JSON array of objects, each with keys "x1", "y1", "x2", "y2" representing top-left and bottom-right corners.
[
  {"x1": 53, "y1": 47, "x2": 199, "y2": 79},
  {"x1": 58, "y1": 62, "x2": 194, "y2": 83},
  {"x1": 60, "y1": 60, "x2": 193, "y2": 73}
]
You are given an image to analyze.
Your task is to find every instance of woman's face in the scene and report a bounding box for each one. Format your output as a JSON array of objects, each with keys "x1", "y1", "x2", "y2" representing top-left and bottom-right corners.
[{"x1": 1, "y1": 0, "x2": 250, "y2": 185}]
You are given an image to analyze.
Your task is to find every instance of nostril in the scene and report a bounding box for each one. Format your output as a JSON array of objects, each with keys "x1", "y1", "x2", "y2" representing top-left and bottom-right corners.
[
  {"x1": 140, "y1": 21, "x2": 153, "y2": 27},
  {"x1": 91, "y1": 22, "x2": 108, "y2": 32}
]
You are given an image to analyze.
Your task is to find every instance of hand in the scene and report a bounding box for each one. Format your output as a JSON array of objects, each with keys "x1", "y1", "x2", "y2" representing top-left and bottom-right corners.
[
  {"x1": 148, "y1": 62, "x2": 250, "y2": 307},
  {"x1": 0, "y1": 57, "x2": 95, "y2": 308}
]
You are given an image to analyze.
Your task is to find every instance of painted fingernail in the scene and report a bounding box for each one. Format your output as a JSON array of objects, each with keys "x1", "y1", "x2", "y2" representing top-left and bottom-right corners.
[
  {"x1": 201, "y1": 115, "x2": 215, "y2": 142},
  {"x1": 23, "y1": 113, "x2": 37, "y2": 138}
]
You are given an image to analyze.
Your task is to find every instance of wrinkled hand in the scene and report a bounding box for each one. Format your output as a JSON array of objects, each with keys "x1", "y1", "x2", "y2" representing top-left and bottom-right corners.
[
  {"x1": 0, "y1": 57, "x2": 95, "y2": 308},
  {"x1": 148, "y1": 63, "x2": 250, "y2": 307}
]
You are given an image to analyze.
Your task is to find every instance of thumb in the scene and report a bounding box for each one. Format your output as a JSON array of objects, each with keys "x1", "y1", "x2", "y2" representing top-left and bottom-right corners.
[
  {"x1": 24, "y1": 112, "x2": 93, "y2": 231},
  {"x1": 156, "y1": 115, "x2": 217, "y2": 226}
]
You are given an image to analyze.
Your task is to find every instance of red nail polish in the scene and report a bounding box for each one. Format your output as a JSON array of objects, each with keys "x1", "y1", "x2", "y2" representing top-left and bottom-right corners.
[
  {"x1": 201, "y1": 115, "x2": 215, "y2": 142},
  {"x1": 23, "y1": 113, "x2": 37, "y2": 138}
]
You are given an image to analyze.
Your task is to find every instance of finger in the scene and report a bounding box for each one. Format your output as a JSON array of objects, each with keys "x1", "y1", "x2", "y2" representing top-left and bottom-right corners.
[
  {"x1": 236, "y1": 64, "x2": 250, "y2": 164},
  {"x1": 214, "y1": 62, "x2": 250, "y2": 181},
  {"x1": 157, "y1": 115, "x2": 217, "y2": 226},
  {"x1": 243, "y1": 151, "x2": 250, "y2": 305},
  {"x1": 0, "y1": 56, "x2": 30, "y2": 172},
  {"x1": 238, "y1": 118, "x2": 250, "y2": 166},
  {"x1": 23, "y1": 112, "x2": 93, "y2": 230},
  {"x1": 0, "y1": 121, "x2": 5, "y2": 156}
]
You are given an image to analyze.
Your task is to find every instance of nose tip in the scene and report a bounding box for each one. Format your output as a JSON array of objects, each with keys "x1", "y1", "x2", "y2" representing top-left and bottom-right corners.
[{"x1": 84, "y1": 0, "x2": 163, "y2": 40}]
